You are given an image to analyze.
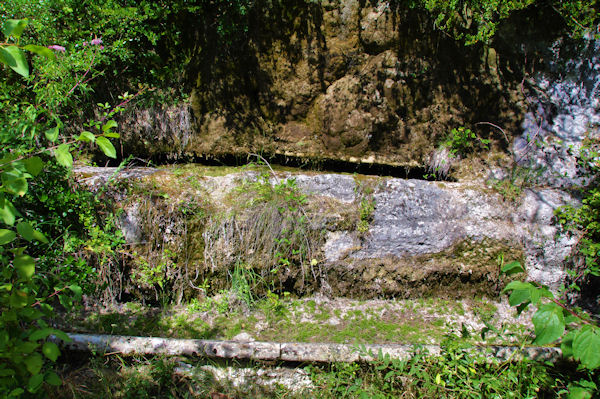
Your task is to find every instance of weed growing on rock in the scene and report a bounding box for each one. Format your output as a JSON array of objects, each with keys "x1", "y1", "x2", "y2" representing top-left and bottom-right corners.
[{"x1": 203, "y1": 171, "x2": 324, "y2": 296}]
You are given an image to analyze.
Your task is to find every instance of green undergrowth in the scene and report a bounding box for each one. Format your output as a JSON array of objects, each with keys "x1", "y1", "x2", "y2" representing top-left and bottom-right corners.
[
  {"x1": 60, "y1": 296, "x2": 530, "y2": 347},
  {"x1": 49, "y1": 343, "x2": 590, "y2": 399}
]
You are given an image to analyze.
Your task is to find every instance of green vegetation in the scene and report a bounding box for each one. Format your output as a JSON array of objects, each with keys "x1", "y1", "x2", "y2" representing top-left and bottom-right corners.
[
  {"x1": 1, "y1": 1, "x2": 600, "y2": 397},
  {"x1": 443, "y1": 127, "x2": 491, "y2": 158}
]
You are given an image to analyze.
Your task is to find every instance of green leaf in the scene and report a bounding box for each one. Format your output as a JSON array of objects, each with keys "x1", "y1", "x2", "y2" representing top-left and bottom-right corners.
[
  {"x1": 78, "y1": 131, "x2": 95, "y2": 143},
  {"x1": 532, "y1": 303, "x2": 565, "y2": 345},
  {"x1": 0, "y1": 195, "x2": 18, "y2": 225},
  {"x1": 0, "y1": 368, "x2": 15, "y2": 377},
  {"x1": 27, "y1": 372, "x2": 44, "y2": 393},
  {"x1": 3, "y1": 19, "x2": 28, "y2": 38},
  {"x1": 0, "y1": 45, "x2": 29, "y2": 77},
  {"x1": 8, "y1": 388, "x2": 24, "y2": 397},
  {"x1": 573, "y1": 326, "x2": 600, "y2": 369},
  {"x1": 14, "y1": 254, "x2": 35, "y2": 280},
  {"x1": 96, "y1": 136, "x2": 116, "y2": 158},
  {"x1": 23, "y1": 44, "x2": 56, "y2": 60},
  {"x1": 24, "y1": 353, "x2": 43, "y2": 375},
  {"x1": 45, "y1": 126, "x2": 59, "y2": 142},
  {"x1": 28, "y1": 329, "x2": 51, "y2": 341},
  {"x1": 17, "y1": 222, "x2": 48, "y2": 243},
  {"x1": 45, "y1": 371, "x2": 62, "y2": 386},
  {"x1": 561, "y1": 329, "x2": 577, "y2": 358},
  {"x1": 24, "y1": 157, "x2": 44, "y2": 177},
  {"x1": 568, "y1": 387, "x2": 593, "y2": 399},
  {"x1": 69, "y1": 284, "x2": 82, "y2": 297},
  {"x1": 508, "y1": 289, "x2": 531, "y2": 307},
  {"x1": 0, "y1": 229, "x2": 16, "y2": 245},
  {"x1": 42, "y1": 342, "x2": 60, "y2": 362},
  {"x1": 32, "y1": 229, "x2": 48, "y2": 244},
  {"x1": 103, "y1": 132, "x2": 120, "y2": 138},
  {"x1": 102, "y1": 120, "x2": 117, "y2": 133},
  {"x1": 9, "y1": 290, "x2": 28, "y2": 307},
  {"x1": 51, "y1": 330, "x2": 72, "y2": 343},
  {"x1": 17, "y1": 221, "x2": 34, "y2": 241},
  {"x1": 54, "y1": 143, "x2": 73, "y2": 168},
  {"x1": 501, "y1": 261, "x2": 525, "y2": 275},
  {"x1": 3, "y1": 176, "x2": 28, "y2": 196}
]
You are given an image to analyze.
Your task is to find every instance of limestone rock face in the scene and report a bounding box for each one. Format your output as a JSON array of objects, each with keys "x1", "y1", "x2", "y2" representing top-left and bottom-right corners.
[{"x1": 77, "y1": 167, "x2": 576, "y2": 299}]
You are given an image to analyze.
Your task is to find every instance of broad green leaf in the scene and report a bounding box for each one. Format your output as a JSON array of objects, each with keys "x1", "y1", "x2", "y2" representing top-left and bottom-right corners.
[
  {"x1": 17, "y1": 221, "x2": 34, "y2": 241},
  {"x1": 568, "y1": 386, "x2": 593, "y2": 399},
  {"x1": 27, "y1": 372, "x2": 44, "y2": 393},
  {"x1": 45, "y1": 126, "x2": 59, "y2": 142},
  {"x1": 69, "y1": 284, "x2": 82, "y2": 297},
  {"x1": 501, "y1": 261, "x2": 525, "y2": 275},
  {"x1": 45, "y1": 371, "x2": 62, "y2": 386},
  {"x1": 78, "y1": 131, "x2": 95, "y2": 143},
  {"x1": 0, "y1": 229, "x2": 16, "y2": 245},
  {"x1": 96, "y1": 136, "x2": 116, "y2": 158},
  {"x1": 102, "y1": 119, "x2": 117, "y2": 132},
  {"x1": 3, "y1": 19, "x2": 28, "y2": 38},
  {"x1": 10, "y1": 290, "x2": 28, "y2": 307},
  {"x1": 42, "y1": 342, "x2": 59, "y2": 362},
  {"x1": 24, "y1": 353, "x2": 43, "y2": 375},
  {"x1": 16, "y1": 341, "x2": 38, "y2": 354},
  {"x1": 32, "y1": 229, "x2": 48, "y2": 243},
  {"x1": 24, "y1": 157, "x2": 44, "y2": 176},
  {"x1": 3, "y1": 176, "x2": 28, "y2": 196},
  {"x1": 0, "y1": 195, "x2": 17, "y2": 225},
  {"x1": 0, "y1": 368, "x2": 15, "y2": 377},
  {"x1": 561, "y1": 329, "x2": 577, "y2": 358},
  {"x1": 0, "y1": 45, "x2": 29, "y2": 77},
  {"x1": 104, "y1": 132, "x2": 120, "y2": 138},
  {"x1": 17, "y1": 222, "x2": 48, "y2": 243},
  {"x1": 29, "y1": 328, "x2": 55, "y2": 341},
  {"x1": 23, "y1": 44, "x2": 56, "y2": 60},
  {"x1": 506, "y1": 285, "x2": 532, "y2": 307},
  {"x1": 51, "y1": 330, "x2": 72, "y2": 343},
  {"x1": 573, "y1": 326, "x2": 600, "y2": 369},
  {"x1": 54, "y1": 143, "x2": 73, "y2": 168},
  {"x1": 532, "y1": 303, "x2": 565, "y2": 345},
  {"x1": 14, "y1": 254, "x2": 35, "y2": 280}
]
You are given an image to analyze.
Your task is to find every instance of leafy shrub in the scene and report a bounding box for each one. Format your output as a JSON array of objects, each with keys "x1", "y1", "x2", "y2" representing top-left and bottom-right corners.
[{"x1": 443, "y1": 127, "x2": 490, "y2": 158}]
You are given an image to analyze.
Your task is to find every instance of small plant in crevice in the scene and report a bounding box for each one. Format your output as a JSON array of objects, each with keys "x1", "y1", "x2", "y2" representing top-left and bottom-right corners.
[
  {"x1": 443, "y1": 126, "x2": 490, "y2": 158},
  {"x1": 353, "y1": 177, "x2": 377, "y2": 236},
  {"x1": 488, "y1": 162, "x2": 546, "y2": 202}
]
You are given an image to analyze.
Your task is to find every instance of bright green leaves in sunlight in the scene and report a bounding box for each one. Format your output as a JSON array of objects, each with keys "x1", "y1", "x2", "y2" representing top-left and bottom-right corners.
[
  {"x1": 0, "y1": 45, "x2": 29, "y2": 77},
  {"x1": 44, "y1": 126, "x2": 59, "y2": 142},
  {"x1": 22, "y1": 45, "x2": 55, "y2": 61},
  {"x1": 78, "y1": 131, "x2": 95, "y2": 143},
  {"x1": 3, "y1": 19, "x2": 28, "y2": 39},
  {"x1": 500, "y1": 260, "x2": 525, "y2": 275},
  {"x1": 17, "y1": 221, "x2": 48, "y2": 243},
  {"x1": 23, "y1": 157, "x2": 43, "y2": 177},
  {"x1": 96, "y1": 136, "x2": 116, "y2": 158},
  {"x1": 0, "y1": 229, "x2": 16, "y2": 244},
  {"x1": 1, "y1": 19, "x2": 30, "y2": 77},
  {"x1": 14, "y1": 254, "x2": 35, "y2": 281},
  {"x1": 53, "y1": 143, "x2": 73, "y2": 168},
  {"x1": 572, "y1": 326, "x2": 600, "y2": 369},
  {"x1": 0, "y1": 194, "x2": 19, "y2": 225},
  {"x1": 532, "y1": 303, "x2": 565, "y2": 345}
]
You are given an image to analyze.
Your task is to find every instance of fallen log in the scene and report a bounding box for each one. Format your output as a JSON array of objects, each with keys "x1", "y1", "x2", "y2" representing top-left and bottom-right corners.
[{"x1": 56, "y1": 333, "x2": 562, "y2": 363}]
